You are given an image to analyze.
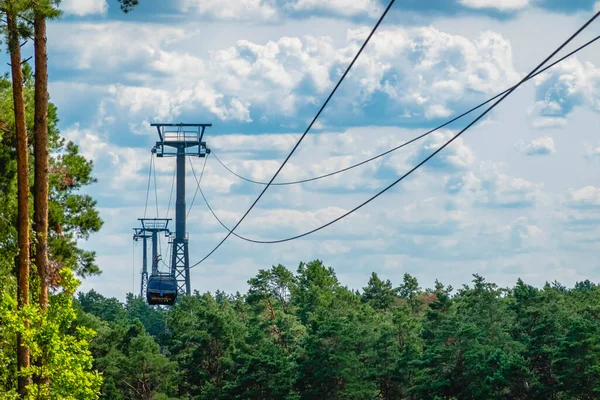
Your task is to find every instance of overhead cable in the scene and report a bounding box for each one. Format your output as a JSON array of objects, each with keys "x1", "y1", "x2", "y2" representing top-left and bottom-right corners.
[
  {"x1": 167, "y1": 125, "x2": 183, "y2": 219},
  {"x1": 152, "y1": 154, "x2": 160, "y2": 219},
  {"x1": 165, "y1": 164, "x2": 176, "y2": 219},
  {"x1": 191, "y1": 12, "x2": 600, "y2": 246},
  {"x1": 211, "y1": 34, "x2": 600, "y2": 187},
  {"x1": 143, "y1": 152, "x2": 153, "y2": 219},
  {"x1": 190, "y1": 0, "x2": 395, "y2": 268},
  {"x1": 188, "y1": 0, "x2": 398, "y2": 269},
  {"x1": 151, "y1": 152, "x2": 172, "y2": 272},
  {"x1": 187, "y1": 155, "x2": 209, "y2": 220}
]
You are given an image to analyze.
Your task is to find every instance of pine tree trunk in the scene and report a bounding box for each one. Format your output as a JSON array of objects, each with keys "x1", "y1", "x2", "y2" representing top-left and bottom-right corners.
[
  {"x1": 33, "y1": 10, "x2": 50, "y2": 389},
  {"x1": 34, "y1": 7, "x2": 49, "y2": 311},
  {"x1": 7, "y1": 11, "x2": 32, "y2": 397}
]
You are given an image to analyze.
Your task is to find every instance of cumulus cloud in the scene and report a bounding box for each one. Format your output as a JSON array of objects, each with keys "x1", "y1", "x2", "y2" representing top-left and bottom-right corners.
[
  {"x1": 567, "y1": 186, "x2": 600, "y2": 209},
  {"x1": 410, "y1": 130, "x2": 475, "y2": 171},
  {"x1": 208, "y1": 36, "x2": 337, "y2": 117},
  {"x1": 62, "y1": 125, "x2": 151, "y2": 196},
  {"x1": 584, "y1": 142, "x2": 600, "y2": 159},
  {"x1": 49, "y1": 22, "x2": 187, "y2": 71},
  {"x1": 557, "y1": 192, "x2": 600, "y2": 249},
  {"x1": 109, "y1": 83, "x2": 252, "y2": 123},
  {"x1": 62, "y1": 124, "x2": 109, "y2": 161},
  {"x1": 289, "y1": 0, "x2": 381, "y2": 17},
  {"x1": 506, "y1": 216, "x2": 544, "y2": 251},
  {"x1": 517, "y1": 136, "x2": 556, "y2": 156},
  {"x1": 530, "y1": 116, "x2": 567, "y2": 129},
  {"x1": 389, "y1": 197, "x2": 468, "y2": 236},
  {"x1": 459, "y1": 0, "x2": 531, "y2": 11},
  {"x1": 208, "y1": 127, "x2": 407, "y2": 191},
  {"x1": 60, "y1": 0, "x2": 108, "y2": 16},
  {"x1": 344, "y1": 27, "x2": 520, "y2": 120},
  {"x1": 179, "y1": 0, "x2": 279, "y2": 20},
  {"x1": 532, "y1": 58, "x2": 600, "y2": 126},
  {"x1": 50, "y1": 22, "x2": 520, "y2": 126},
  {"x1": 445, "y1": 164, "x2": 542, "y2": 209},
  {"x1": 240, "y1": 206, "x2": 353, "y2": 236},
  {"x1": 211, "y1": 133, "x2": 298, "y2": 153}
]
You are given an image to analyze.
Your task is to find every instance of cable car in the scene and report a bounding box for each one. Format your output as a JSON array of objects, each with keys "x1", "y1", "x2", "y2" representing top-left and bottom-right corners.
[{"x1": 146, "y1": 274, "x2": 178, "y2": 306}]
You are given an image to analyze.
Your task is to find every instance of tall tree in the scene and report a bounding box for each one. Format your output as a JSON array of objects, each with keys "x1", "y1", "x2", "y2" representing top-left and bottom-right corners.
[
  {"x1": 33, "y1": 0, "x2": 55, "y2": 311},
  {"x1": 32, "y1": 0, "x2": 59, "y2": 390},
  {"x1": 362, "y1": 272, "x2": 396, "y2": 311},
  {"x1": 5, "y1": 5, "x2": 32, "y2": 395}
]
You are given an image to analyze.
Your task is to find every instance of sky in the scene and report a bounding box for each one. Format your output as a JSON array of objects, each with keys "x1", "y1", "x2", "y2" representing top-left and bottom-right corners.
[{"x1": 21, "y1": 0, "x2": 600, "y2": 300}]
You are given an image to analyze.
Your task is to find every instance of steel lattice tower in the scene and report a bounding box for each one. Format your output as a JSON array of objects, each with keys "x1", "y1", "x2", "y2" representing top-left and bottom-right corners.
[
  {"x1": 133, "y1": 228, "x2": 151, "y2": 297},
  {"x1": 133, "y1": 218, "x2": 171, "y2": 297},
  {"x1": 152, "y1": 123, "x2": 211, "y2": 295}
]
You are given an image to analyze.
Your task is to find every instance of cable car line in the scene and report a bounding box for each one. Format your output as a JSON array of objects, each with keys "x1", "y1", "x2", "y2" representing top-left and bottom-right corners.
[
  {"x1": 153, "y1": 154, "x2": 160, "y2": 219},
  {"x1": 187, "y1": 0, "x2": 398, "y2": 269},
  {"x1": 151, "y1": 155, "x2": 167, "y2": 272},
  {"x1": 149, "y1": 153, "x2": 173, "y2": 274},
  {"x1": 188, "y1": 11, "x2": 600, "y2": 250},
  {"x1": 189, "y1": 156, "x2": 237, "y2": 238},
  {"x1": 158, "y1": 163, "x2": 177, "y2": 274},
  {"x1": 165, "y1": 163, "x2": 176, "y2": 219},
  {"x1": 165, "y1": 124, "x2": 183, "y2": 220},
  {"x1": 187, "y1": 155, "x2": 209, "y2": 220},
  {"x1": 143, "y1": 152, "x2": 153, "y2": 219},
  {"x1": 210, "y1": 34, "x2": 600, "y2": 188}
]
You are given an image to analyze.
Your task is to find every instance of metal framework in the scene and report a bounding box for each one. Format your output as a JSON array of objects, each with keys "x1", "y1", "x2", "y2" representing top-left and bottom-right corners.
[
  {"x1": 133, "y1": 228, "x2": 151, "y2": 297},
  {"x1": 151, "y1": 123, "x2": 211, "y2": 295},
  {"x1": 133, "y1": 218, "x2": 171, "y2": 298}
]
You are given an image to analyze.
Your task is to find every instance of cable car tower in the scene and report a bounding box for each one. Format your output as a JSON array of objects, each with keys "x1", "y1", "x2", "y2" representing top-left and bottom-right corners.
[
  {"x1": 133, "y1": 218, "x2": 171, "y2": 298},
  {"x1": 151, "y1": 123, "x2": 211, "y2": 295},
  {"x1": 133, "y1": 228, "x2": 151, "y2": 297}
]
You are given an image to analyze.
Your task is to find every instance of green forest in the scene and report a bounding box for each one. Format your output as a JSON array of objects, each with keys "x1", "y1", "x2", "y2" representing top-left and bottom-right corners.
[
  {"x1": 70, "y1": 264, "x2": 600, "y2": 400},
  {"x1": 5, "y1": 260, "x2": 598, "y2": 399}
]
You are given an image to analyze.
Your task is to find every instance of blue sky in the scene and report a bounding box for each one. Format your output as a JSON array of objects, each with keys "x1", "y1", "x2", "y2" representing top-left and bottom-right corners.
[{"x1": 33, "y1": 0, "x2": 600, "y2": 299}]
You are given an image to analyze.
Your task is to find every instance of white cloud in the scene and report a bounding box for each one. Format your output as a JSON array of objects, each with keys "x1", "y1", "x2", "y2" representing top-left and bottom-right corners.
[
  {"x1": 567, "y1": 186, "x2": 600, "y2": 209},
  {"x1": 517, "y1": 136, "x2": 556, "y2": 156},
  {"x1": 60, "y1": 0, "x2": 108, "y2": 16},
  {"x1": 209, "y1": 36, "x2": 337, "y2": 115},
  {"x1": 62, "y1": 125, "x2": 151, "y2": 196},
  {"x1": 477, "y1": 174, "x2": 540, "y2": 208},
  {"x1": 205, "y1": 133, "x2": 387, "y2": 193},
  {"x1": 211, "y1": 133, "x2": 298, "y2": 153},
  {"x1": 531, "y1": 116, "x2": 567, "y2": 129},
  {"x1": 344, "y1": 27, "x2": 520, "y2": 119},
  {"x1": 506, "y1": 216, "x2": 544, "y2": 251},
  {"x1": 179, "y1": 0, "x2": 279, "y2": 21},
  {"x1": 459, "y1": 0, "x2": 531, "y2": 11},
  {"x1": 425, "y1": 104, "x2": 453, "y2": 119},
  {"x1": 179, "y1": 0, "x2": 385, "y2": 20},
  {"x1": 446, "y1": 164, "x2": 542, "y2": 209},
  {"x1": 532, "y1": 58, "x2": 600, "y2": 124},
  {"x1": 389, "y1": 197, "x2": 468, "y2": 236},
  {"x1": 240, "y1": 206, "x2": 360, "y2": 237},
  {"x1": 51, "y1": 22, "x2": 520, "y2": 124},
  {"x1": 49, "y1": 23, "x2": 187, "y2": 71},
  {"x1": 289, "y1": 0, "x2": 381, "y2": 17},
  {"x1": 109, "y1": 83, "x2": 252, "y2": 123},
  {"x1": 584, "y1": 142, "x2": 600, "y2": 160},
  {"x1": 411, "y1": 130, "x2": 476, "y2": 171}
]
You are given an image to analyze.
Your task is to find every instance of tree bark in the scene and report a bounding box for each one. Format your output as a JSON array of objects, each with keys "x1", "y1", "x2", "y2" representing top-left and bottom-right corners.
[
  {"x1": 7, "y1": 11, "x2": 32, "y2": 397},
  {"x1": 33, "y1": 9, "x2": 50, "y2": 390}
]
